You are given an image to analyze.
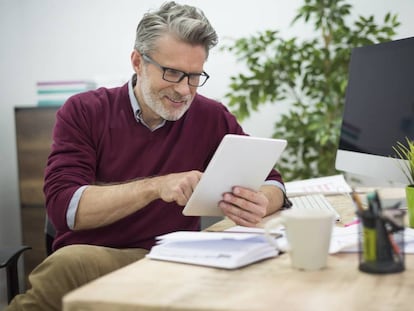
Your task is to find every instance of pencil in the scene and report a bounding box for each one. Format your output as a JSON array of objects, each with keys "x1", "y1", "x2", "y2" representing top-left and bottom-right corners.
[{"x1": 351, "y1": 190, "x2": 365, "y2": 212}]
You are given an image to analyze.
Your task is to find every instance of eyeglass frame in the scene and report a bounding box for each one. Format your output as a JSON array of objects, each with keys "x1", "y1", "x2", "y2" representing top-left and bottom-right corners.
[{"x1": 141, "y1": 53, "x2": 210, "y2": 87}]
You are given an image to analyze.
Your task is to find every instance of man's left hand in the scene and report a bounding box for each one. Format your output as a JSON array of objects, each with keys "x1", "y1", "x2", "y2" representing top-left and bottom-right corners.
[{"x1": 219, "y1": 186, "x2": 269, "y2": 227}]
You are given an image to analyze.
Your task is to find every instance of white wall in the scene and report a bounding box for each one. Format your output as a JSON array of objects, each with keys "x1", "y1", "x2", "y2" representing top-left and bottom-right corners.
[{"x1": 0, "y1": 0, "x2": 412, "y2": 306}]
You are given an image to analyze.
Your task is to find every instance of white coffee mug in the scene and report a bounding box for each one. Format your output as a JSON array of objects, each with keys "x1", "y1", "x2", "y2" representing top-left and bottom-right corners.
[{"x1": 265, "y1": 209, "x2": 335, "y2": 270}]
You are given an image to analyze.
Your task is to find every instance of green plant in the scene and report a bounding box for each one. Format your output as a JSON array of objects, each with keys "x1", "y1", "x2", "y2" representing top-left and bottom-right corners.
[
  {"x1": 392, "y1": 138, "x2": 414, "y2": 186},
  {"x1": 222, "y1": 0, "x2": 400, "y2": 181}
]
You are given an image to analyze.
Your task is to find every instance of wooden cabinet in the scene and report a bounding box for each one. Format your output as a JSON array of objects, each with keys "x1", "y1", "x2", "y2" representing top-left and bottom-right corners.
[{"x1": 14, "y1": 106, "x2": 59, "y2": 284}]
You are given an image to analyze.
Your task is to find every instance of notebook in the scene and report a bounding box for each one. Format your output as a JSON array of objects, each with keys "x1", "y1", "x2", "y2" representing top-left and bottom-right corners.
[
  {"x1": 182, "y1": 134, "x2": 287, "y2": 216},
  {"x1": 146, "y1": 231, "x2": 279, "y2": 269}
]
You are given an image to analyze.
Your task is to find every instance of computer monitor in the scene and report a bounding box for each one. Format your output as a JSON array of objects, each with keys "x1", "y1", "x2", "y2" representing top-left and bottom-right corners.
[{"x1": 335, "y1": 36, "x2": 414, "y2": 187}]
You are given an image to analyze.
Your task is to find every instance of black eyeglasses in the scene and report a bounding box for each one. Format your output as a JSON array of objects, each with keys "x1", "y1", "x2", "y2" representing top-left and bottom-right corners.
[{"x1": 142, "y1": 54, "x2": 210, "y2": 87}]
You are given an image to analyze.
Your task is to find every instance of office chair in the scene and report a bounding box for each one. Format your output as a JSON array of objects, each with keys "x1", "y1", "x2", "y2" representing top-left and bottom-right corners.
[
  {"x1": 0, "y1": 246, "x2": 31, "y2": 303},
  {"x1": 0, "y1": 213, "x2": 53, "y2": 303}
]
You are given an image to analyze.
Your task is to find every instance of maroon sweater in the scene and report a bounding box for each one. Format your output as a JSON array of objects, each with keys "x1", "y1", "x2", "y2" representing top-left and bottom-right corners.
[{"x1": 44, "y1": 82, "x2": 284, "y2": 251}]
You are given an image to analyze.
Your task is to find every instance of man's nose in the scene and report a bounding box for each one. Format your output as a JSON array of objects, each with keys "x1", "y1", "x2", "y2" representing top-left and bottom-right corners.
[{"x1": 173, "y1": 77, "x2": 192, "y2": 95}]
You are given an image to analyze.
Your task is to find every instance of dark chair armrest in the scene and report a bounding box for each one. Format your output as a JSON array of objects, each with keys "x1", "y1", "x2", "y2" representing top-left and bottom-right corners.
[
  {"x1": 0, "y1": 246, "x2": 31, "y2": 268},
  {"x1": 0, "y1": 245, "x2": 31, "y2": 303}
]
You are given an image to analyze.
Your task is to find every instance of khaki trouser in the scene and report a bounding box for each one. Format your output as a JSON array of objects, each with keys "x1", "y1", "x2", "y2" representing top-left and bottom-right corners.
[{"x1": 5, "y1": 244, "x2": 148, "y2": 311}]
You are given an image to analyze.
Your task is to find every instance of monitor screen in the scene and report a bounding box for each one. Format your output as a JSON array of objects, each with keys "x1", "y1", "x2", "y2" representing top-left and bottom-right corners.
[{"x1": 335, "y1": 37, "x2": 414, "y2": 186}]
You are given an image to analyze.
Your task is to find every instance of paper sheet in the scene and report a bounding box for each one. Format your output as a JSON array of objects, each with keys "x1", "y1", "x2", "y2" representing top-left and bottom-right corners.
[
  {"x1": 225, "y1": 224, "x2": 414, "y2": 254},
  {"x1": 155, "y1": 231, "x2": 263, "y2": 243},
  {"x1": 285, "y1": 174, "x2": 353, "y2": 196},
  {"x1": 328, "y1": 225, "x2": 414, "y2": 254}
]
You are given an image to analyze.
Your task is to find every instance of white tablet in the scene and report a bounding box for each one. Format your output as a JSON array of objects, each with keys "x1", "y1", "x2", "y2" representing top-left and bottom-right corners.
[{"x1": 182, "y1": 134, "x2": 287, "y2": 216}]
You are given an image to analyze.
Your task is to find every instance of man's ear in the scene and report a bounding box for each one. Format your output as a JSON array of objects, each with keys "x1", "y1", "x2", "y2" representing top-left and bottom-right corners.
[{"x1": 131, "y1": 50, "x2": 143, "y2": 73}]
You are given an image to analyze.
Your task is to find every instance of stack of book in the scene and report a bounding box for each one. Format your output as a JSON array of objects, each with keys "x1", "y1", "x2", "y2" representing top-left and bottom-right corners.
[{"x1": 36, "y1": 80, "x2": 96, "y2": 106}]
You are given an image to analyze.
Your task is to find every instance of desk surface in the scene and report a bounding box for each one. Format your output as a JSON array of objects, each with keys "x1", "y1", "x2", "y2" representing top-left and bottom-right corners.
[{"x1": 63, "y1": 192, "x2": 414, "y2": 311}]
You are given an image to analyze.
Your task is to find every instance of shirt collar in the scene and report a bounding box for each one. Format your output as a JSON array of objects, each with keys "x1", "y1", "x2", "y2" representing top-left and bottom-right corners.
[{"x1": 128, "y1": 74, "x2": 140, "y2": 122}]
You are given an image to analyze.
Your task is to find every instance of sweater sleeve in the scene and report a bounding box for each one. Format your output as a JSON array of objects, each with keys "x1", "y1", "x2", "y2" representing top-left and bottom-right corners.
[{"x1": 43, "y1": 94, "x2": 102, "y2": 232}]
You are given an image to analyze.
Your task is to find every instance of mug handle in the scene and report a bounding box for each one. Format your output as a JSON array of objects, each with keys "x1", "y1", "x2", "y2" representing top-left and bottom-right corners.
[{"x1": 264, "y1": 217, "x2": 285, "y2": 250}]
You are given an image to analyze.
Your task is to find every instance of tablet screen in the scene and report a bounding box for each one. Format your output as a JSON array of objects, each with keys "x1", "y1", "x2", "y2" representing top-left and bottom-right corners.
[{"x1": 182, "y1": 134, "x2": 287, "y2": 216}]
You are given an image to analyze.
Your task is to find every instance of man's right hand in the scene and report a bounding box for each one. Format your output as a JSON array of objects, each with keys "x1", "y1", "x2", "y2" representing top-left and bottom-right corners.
[
  {"x1": 74, "y1": 170, "x2": 203, "y2": 230},
  {"x1": 156, "y1": 170, "x2": 203, "y2": 206}
]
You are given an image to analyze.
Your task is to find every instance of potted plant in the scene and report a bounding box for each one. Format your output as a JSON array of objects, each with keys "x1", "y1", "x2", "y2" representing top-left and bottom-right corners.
[
  {"x1": 222, "y1": 0, "x2": 400, "y2": 181},
  {"x1": 393, "y1": 137, "x2": 414, "y2": 227}
]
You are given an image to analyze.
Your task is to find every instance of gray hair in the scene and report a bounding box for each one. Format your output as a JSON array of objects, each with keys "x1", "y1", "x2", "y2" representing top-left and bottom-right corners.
[{"x1": 134, "y1": 1, "x2": 218, "y2": 58}]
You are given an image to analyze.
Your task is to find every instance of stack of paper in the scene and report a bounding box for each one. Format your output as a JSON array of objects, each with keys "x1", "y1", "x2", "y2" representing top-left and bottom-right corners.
[
  {"x1": 328, "y1": 225, "x2": 414, "y2": 254},
  {"x1": 146, "y1": 231, "x2": 279, "y2": 269},
  {"x1": 285, "y1": 174, "x2": 352, "y2": 196}
]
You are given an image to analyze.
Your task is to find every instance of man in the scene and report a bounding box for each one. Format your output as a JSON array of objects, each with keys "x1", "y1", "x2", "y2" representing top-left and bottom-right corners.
[{"x1": 7, "y1": 2, "x2": 287, "y2": 310}]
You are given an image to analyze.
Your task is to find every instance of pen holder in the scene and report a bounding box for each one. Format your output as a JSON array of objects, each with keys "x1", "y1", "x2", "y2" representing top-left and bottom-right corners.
[{"x1": 357, "y1": 209, "x2": 405, "y2": 274}]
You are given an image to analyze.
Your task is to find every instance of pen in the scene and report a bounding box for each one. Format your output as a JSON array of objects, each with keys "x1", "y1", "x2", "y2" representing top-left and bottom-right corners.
[
  {"x1": 383, "y1": 212, "x2": 404, "y2": 262},
  {"x1": 367, "y1": 190, "x2": 384, "y2": 215},
  {"x1": 375, "y1": 217, "x2": 394, "y2": 262},
  {"x1": 388, "y1": 233, "x2": 402, "y2": 261},
  {"x1": 367, "y1": 191, "x2": 395, "y2": 262}
]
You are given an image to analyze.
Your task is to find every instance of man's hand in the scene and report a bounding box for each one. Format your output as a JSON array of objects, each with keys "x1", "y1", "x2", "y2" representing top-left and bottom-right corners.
[
  {"x1": 75, "y1": 170, "x2": 203, "y2": 230},
  {"x1": 157, "y1": 170, "x2": 203, "y2": 206},
  {"x1": 219, "y1": 185, "x2": 284, "y2": 227}
]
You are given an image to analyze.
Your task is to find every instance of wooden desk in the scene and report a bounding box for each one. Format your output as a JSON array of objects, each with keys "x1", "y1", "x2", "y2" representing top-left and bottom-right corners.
[{"x1": 63, "y1": 193, "x2": 414, "y2": 311}]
